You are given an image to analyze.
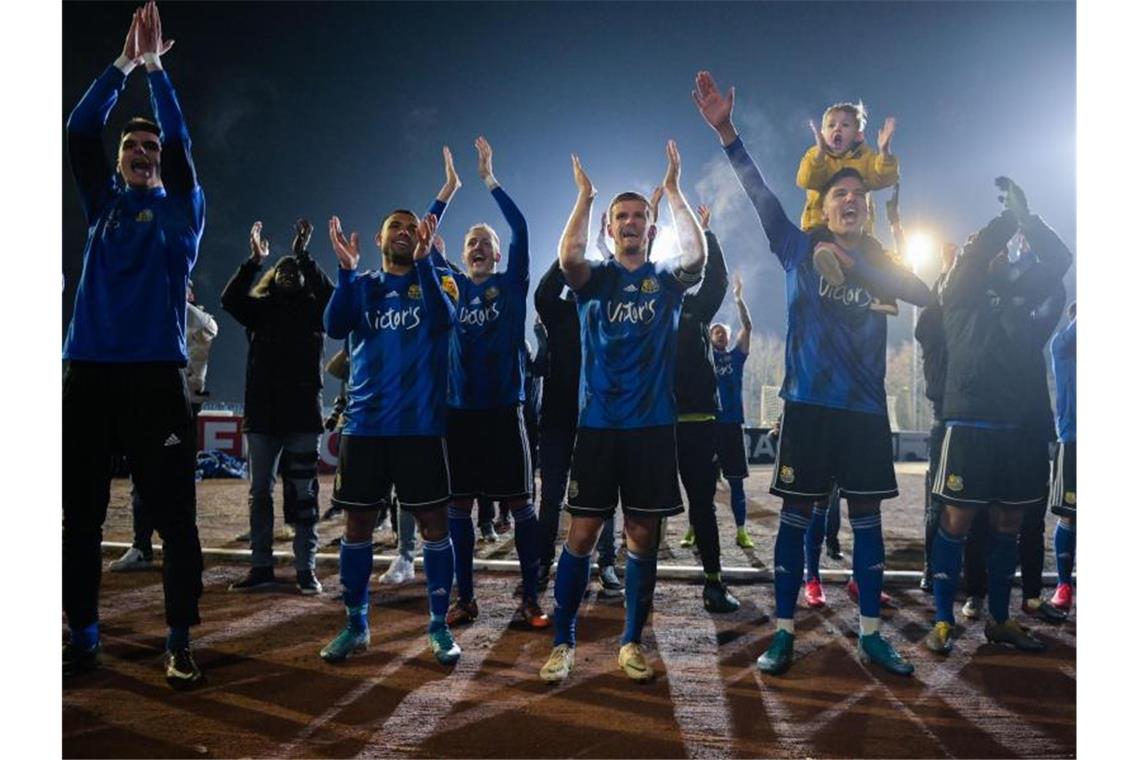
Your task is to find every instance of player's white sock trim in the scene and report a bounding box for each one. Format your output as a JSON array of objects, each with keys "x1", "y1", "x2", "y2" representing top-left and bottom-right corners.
[
  {"x1": 859, "y1": 616, "x2": 880, "y2": 636},
  {"x1": 776, "y1": 618, "x2": 795, "y2": 635}
]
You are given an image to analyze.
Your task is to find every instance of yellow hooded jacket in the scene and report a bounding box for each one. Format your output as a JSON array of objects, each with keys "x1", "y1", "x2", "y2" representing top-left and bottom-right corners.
[{"x1": 796, "y1": 142, "x2": 899, "y2": 230}]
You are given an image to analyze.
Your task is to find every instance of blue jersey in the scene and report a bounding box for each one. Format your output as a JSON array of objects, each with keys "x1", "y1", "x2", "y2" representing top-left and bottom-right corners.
[
  {"x1": 437, "y1": 186, "x2": 529, "y2": 409},
  {"x1": 575, "y1": 258, "x2": 693, "y2": 429},
  {"x1": 723, "y1": 137, "x2": 930, "y2": 416},
  {"x1": 714, "y1": 346, "x2": 748, "y2": 424},
  {"x1": 324, "y1": 261, "x2": 455, "y2": 437},
  {"x1": 1050, "y1": 318, "x2": 1076, "y2": 442},
  {"x1": 64, "y1": 65, "x2": 205, "y2": 364}
]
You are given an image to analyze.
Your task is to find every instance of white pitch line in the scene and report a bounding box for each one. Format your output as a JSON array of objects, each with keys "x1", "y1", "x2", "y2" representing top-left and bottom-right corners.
[{"x1": 654, "y1": 606, "x2": 736, "y2": 758}]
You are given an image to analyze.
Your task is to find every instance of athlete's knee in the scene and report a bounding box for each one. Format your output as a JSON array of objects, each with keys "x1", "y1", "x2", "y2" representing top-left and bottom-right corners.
[
  {"x1": 939, "y1": 503, "x2": 975, "y2": 536},
  {"x1": 846, "y1": 498, "x2": 881, "y2": 518},
  {"x1": 566, "y1": 515, "x2": 603, "y2": 555},
  {"x1": 990, "y1": 505, "x2": 1023, "y2": 534},
  {"x1": 281, "y1": 449, "x2": 320, "y2": 525},
  {"x1": 624, "y1": 516, "x2": 659, "y2": 555},
  {"x1": 781, "y1": 498, "x2": 813, "y2": 518},
  {"x1": 344, "y1": 509, "x2": 378, "y2": 543},
  {"x1": 1060, "y1": 515, "x2": 1075, "y2": 528},
  {"x1": 417, "y1": 506, "x2": 449, "y2": 541}
]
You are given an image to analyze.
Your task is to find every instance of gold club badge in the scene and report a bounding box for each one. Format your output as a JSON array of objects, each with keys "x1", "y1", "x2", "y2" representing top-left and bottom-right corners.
[
  {"x1": 641, "y1": 277, "x2": 660, "y2": 294},
  {"x1": 135, "y1": 209, "x2": 154, "y2": 223},
  {"x1": 946, "y1": 474, "x2": 964, "y2": 492},
  {"x1": 407, "y1": 284, "x2": 423, "y2": 300},
  {"x1": 1064, "y1": 491, "x2": 1076, "y2": 505},
  {"x1": 441, "y1": 275, "x2": 459, "y2": 302},
  {"x1": 484, "y1": 286, "x2": 499, "y2": 300},
  {"x1": 778, "y1": 465, "x2": 795, "y2": 484}
]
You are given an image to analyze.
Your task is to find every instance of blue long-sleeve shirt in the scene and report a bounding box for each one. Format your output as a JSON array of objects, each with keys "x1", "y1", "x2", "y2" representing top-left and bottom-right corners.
[
  {"x1": 722, "y1": 136, "x2": 929, "y2": 416},
  {"x1": 324, "y1": 260, "x2": 455, "y2": 437},
  {"x1": 63, "y1": 65, "x2": 205, "y2": 364},
  {"x1": 1051, "y1": 317, "x2": 1076, "y2": 443},
  {"x1": 432, "y1": 186, "x2": 530, "y2": 409}
]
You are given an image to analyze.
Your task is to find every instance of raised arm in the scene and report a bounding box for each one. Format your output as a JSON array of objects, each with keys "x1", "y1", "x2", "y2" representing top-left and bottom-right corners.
[
  {"x1": 426, "y1": 146, "x2": 460, "y2": 268},
  {"x1": 864, "y1": 117, "x2": 900, "y2": 188},
  {"x1": 732, "y1": 273, "x2": 753, "y2": 353},
  {"x1": 414, "y1": 214, "x2": 457, "y2": 330},
  {"x1": 685, "y1": 206, "x2": 727, "y2": 320},
  {"x1": 662, "y1": 140, "x2": 706, "y2": 277},
  {"x1": 796, "y1": 122, "x2": 832, "y2": 190},
  {"x1": 220, "y1": 222, "x2": 269, "y2": 327},
  {"x1": 558, "y1": 154, "x2": 596, "y2": 291},
  {"x1": 477, "y1": 136, "x2": 530, "y2": 290},
  {"x1": 847, "y1": 256, "x2": 931, "y2": 307},
  {"x1": 293, "y1": 218, "x2": 335, "y2": 308},
  {"x1": 136, "y1": 2, "x2": 196, "y2": 195},
  {"x1": 693, "y1": 71, "x2": 804, "y2": 268},
  {"x1": 323, "y1": 216, "x2": 363, "y2": 340}
]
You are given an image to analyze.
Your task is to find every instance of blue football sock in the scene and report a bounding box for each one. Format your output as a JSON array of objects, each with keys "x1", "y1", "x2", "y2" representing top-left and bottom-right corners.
[
  {"x1": 511, "y1": 503, "x2": 540, "y2": 601},
  {"x1": 1054, "y1": 521, "x2": 1075, "y2": 585},
  {"x1": 448, "y1": 505, "x2": 475, "y2": 603},
  {"x1": 70, "y1": 622, "x2": 100, "y2": 652},
  {"x1": 774, "y1": 510, "x2": 810, "y2": 620},
  {"x1": 931, "y1": 527, "x2": 966, "y2": 624},
  {"x1": 851, "y1": 512, "x2": 885, "y2": 618},
  {"x1": 621, "y1": 549, "x2": 658, "y2": 646},
  {"x1": 804, "y1": 505, "x2": 828, "y2": 581},
  {"x1": 729, "y1": 479, "x2": 747, "y2": 528},
  {"x1": 165, "y1": 626, "x2": 190, "y2": 651},
  {"x1": 422, "y1": 535, "x2": 455, "y2": 633},
  {"x1": 552, "y1": 544, "x2": 591, "y2": 647},
  {"x1": 339, "y1": 538, "x2": 373, "y2": 630},
  {"x1": 987, "y1": 531, "x2": 1019, "y2": 624}
]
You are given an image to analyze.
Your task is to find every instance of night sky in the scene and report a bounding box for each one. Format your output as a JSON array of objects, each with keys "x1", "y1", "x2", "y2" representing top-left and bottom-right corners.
[{"x1": 61, "y1": 1, "x2": 1076, "y2": 407}]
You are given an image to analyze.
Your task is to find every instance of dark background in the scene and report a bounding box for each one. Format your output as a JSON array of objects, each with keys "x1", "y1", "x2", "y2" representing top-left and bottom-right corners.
[{"x1": 62, "y1": 1, "x2": 1076, "y2": 408}]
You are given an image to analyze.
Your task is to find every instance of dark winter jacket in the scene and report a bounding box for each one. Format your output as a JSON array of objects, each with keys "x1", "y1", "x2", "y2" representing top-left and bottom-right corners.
[
  {"x1": 221, "y1": 252, "x2": 334, "y2": 433},
  {"x1": 533, "y1": 259, "x2": 580, "y2": 433},
  {"x1": 675, "y1": 230, "x2": 729, "y2": 416},
  {"x1": 940, "y1": 211, "x2": 1072, "y2": 426},
  {"x1": 915, "y1": 272, "x2": 949, "y2": 421}
]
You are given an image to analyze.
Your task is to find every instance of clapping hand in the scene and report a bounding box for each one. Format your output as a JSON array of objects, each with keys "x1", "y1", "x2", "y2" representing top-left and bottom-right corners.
[{"x1": 328, "y1": 216, "x2": 360, "y2": 271}]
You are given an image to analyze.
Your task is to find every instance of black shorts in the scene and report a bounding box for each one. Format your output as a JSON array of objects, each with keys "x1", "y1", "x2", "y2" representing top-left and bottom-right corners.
[
  {"x1": 931, "y1": 425, "x2": 1049, "y2": 507},
  {"x1": 566, "y1": 425, "x2": 684, "y2": 519},
  {"x1": 769, "y1": 401, "x2": 898, "y2": 501},
  {"x1": 332, "y1": 434, "x2": 451, "y2": 512},
  {"x1": 1048, "y1": 441, "x2": 1077, "y2": 518},
  {"x1": 446, "y1": 405, "x2": 532, "y2": 500},
  {"x1": 713, "y1": 422, "x2": 749, "y2": 479}
]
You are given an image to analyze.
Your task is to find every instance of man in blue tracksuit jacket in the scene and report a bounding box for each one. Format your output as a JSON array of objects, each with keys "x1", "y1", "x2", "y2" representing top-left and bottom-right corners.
[{"x1": 62, "y1": 2, "x2": 205, "y2": 689}]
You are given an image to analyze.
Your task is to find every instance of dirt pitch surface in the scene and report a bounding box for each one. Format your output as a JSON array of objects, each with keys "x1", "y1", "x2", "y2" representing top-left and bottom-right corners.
[{"x1": 64, "y1": 465, "x2": 1076, "y2": 758}]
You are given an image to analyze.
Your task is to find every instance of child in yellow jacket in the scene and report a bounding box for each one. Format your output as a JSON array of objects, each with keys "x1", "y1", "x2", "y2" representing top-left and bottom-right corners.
[{"x1": 797, "y1": 101, "x2": 898, "y2": 232}]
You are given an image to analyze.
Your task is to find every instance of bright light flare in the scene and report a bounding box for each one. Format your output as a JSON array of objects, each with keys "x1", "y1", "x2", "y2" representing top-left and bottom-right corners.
[{"x1": 905, "y1": 231, "x2": 935, "y2": 269}]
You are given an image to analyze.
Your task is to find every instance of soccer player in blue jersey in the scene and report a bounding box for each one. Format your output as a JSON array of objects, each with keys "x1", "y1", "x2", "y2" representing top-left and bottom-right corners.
[
  {"x1": 429, "y1": 138, "x2": 550, "y2": 631},
  {"x1": 923, "y1": 177, "x2": 1072, "y2": 655},
  {"x1": 1048, "y1": 303, "x2": 1076, "y2": 613},
  {"x1": 709, "y1": 272, "x2": 755, "y2": 549},
  {"x1": 319, "y1": 205, "x2": 463, "y2": 666},
  {"x1": 539, "y1": 142, "x2": 707, "y2": 683},
  {"x1": 63, "y1": 2, "x2": 205, "y2": 689},
  {"x1": 694, "y1": 71, "x2": 931, "y2": 676}
]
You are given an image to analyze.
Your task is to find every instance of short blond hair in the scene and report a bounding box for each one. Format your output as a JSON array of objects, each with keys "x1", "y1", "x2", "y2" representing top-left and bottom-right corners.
[
  {"x1": 465, "y1": 223, "x2": 500, "y2": 252},
  {"x1": 822, "y1": 101, "x2": 867, "y2": 132}
]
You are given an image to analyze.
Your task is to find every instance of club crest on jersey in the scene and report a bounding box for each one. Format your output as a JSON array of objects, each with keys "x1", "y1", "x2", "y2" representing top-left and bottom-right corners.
[
  {"x1": 406, "y1": 284, "x2": 423, "y2": 300},
  {"x1": 483, "y1": 286, "x2": 499, "y2": 301},
  {"x1": 440, "y1": 275, "x2": 459, "y2": 302},
  {"x1": 641, "y1": 277, "x2": 660, "y2": 294},
  {"x1": 1064, "y1": 491, "x2": 1076, "y2": 505},
  {"x1": 946, "y1": 474, "x2": 964, "y2": 492},
  {"x1": 135, "y1": 209, "x2": 154, "y2": 223},
  {"x1": 778, "y1": 465, "x2": 795, "y2": 484},
  {"x1": 567, "y1": 480, "x2": 579, "y2": 498}
]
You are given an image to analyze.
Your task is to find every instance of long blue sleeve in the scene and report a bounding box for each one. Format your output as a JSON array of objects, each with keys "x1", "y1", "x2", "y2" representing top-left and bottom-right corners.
[
  {"x1": 425, "y1": 198, "x2": 450, "y2": 269},
  {"x1": 66, "y1": 66, "x2": 126, "y2": 222},
  {"x1": 492, "y1": 185, "x2": 530, "y2": 293},
  {"x1": 722, "y1": 137, "x2": 807, "y2": 270},
  {"x1": 417, "y1": 258, "x2": 456, "y2": 332},
  {"x1": 850, "y1": 258, "x2": 932, "y2": 307},
  {"x1": 324, "y1": 268, "x2": 361, "y2": 340},
  {"x1": 147, "y1": 69, "x2": 197, "y2": 195}
]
